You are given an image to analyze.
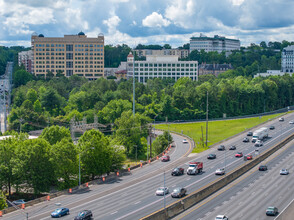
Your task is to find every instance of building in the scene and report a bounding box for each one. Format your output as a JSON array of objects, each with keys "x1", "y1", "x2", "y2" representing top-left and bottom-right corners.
[
  {"x1": 18, "y1": 50, "x2": 33, "y2": 73},
  {"x1": 134, "y1": 49, "x2": 189, "y2": 59},
  {"x1": 31, "y1": 31, "x2": 104, "y2": 80},
  {"x1": 190, "y1": 34, "x2": 240, "y2": 53},
  {"x1": 198, "y1": 63, "x2": 233, "y2": 76},
  {"x1": 281, "y1": 45, "x2": 294, "y2": 73},
  {"x1": 126, "y1": 52, "x2": 198, "y2": 83},
  {"x1": 253, "y1": 70, "x2": 293, "y2": 78}
]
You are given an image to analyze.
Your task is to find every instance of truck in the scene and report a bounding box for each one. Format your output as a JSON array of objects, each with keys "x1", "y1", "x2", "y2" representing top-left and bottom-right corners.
[
  {"x1": 252, "y1": 127, "x2": 269, "y2": 143},
  {"x1": 187, "y1": 162, "x2": 203, "y2": 175}
]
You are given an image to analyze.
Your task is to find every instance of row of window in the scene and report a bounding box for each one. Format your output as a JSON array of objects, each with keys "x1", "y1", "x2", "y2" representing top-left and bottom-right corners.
[
  {"x1": 36, "y1": 44, "x2": 103, "y2": 47},
  {"x1": 35, "y1": 52, "x2": 103, "y2": 56},
  {"x1": 35, "y1": 56, "x2": 103, "y2": 60},
  {"x1": 35, "y1": 61, "x2": 103, "y2": 64},
  {"x1": 75, "y1": 49, "x2": 102, "y2": 51},
  {"x1": 133, "y1": 68, "x2": 197, "y2": 72},
  {"x1": 132, "y1": 63, "x2": 196, "y2": 67},
  {"x1": 35, "y1": 69, "x2": 103, "y2": 73},
  {"x1": 129, "y1": 72, "x2": 196, "y2": 76},
  {"x1": 136, "y1": 76, "x2": 196, "y2": 83}
]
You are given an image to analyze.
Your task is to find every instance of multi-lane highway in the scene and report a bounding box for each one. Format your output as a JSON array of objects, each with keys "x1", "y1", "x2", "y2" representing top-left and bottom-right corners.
[{"x1": 3, "y1": 112, "x2": 294, "y2": 220}]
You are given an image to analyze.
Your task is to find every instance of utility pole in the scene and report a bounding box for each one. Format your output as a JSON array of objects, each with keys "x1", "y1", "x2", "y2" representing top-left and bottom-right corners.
[
  {"x1": 205, "y1": 90, "x2": 209, "y2": 147},
  {"x1": 132, "y1": 51, "x2": 135, "y2": 116}
]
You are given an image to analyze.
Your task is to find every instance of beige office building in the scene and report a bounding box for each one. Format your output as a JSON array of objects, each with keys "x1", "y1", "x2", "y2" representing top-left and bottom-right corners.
[{"x1": 31, "y1": 31, "x2": 104, "y2": 80}]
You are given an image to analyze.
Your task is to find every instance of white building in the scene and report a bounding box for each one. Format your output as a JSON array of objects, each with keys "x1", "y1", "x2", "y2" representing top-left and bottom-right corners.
[
  {"x1": 134, "y1": 49, "x2": 189, "y2": 59},
  {"x1": 18, "y1": 50, "x2": 33, "y2": 73},
  {"x1": 126, "y1": 52, "x2": 198, "y2": 83},
  {"x1": 190, "y1": 34, "x2": 240, "y2": 53},
  {"x1": 281, "y1": 45, "x2": 294, "y2": 73}
]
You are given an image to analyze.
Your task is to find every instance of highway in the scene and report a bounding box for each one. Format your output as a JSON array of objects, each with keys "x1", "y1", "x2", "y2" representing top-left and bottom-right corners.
[{"x1": 3, "y1": 112, "x2": 294, "y2": 220}]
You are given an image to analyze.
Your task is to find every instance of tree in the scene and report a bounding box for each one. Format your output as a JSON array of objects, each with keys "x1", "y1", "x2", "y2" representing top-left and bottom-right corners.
[
  {"x1": 163, "y1": 44, "x2": 172, "y2": 49},
  {"x1": 0, "y1": 191, "x2": 7, "y2": 210},
  {"x1": 26, "y1": 88, "x2": 38, "y2": 103},
  {"x1": 40, "y1": 125, "x2": 71, "y2": 145},
  {"x1": 13, "y1": 69, "x2": 33, "y2": 88}
]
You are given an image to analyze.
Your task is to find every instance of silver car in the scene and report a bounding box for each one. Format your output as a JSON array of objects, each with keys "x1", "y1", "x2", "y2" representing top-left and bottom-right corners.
[
  {"x1": 280, "y1": 169, "x2": 289, "y2": 175},
  {"x1": 215, "y1": 168, "x2": 225, "y2": 175},
  {"x1": 155, "y1": 187, "x2": 169, "y2": 196}
]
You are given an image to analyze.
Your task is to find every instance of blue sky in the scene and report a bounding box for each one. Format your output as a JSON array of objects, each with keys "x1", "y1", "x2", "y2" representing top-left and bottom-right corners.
[{"x1": 0, "y1": 0, "x2": 294, "y2": 48}]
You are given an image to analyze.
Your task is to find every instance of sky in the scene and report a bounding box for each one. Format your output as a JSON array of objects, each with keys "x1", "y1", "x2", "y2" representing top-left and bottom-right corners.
[{"x1": 0, "y1": 0, "x2": 294, "y2": 48}]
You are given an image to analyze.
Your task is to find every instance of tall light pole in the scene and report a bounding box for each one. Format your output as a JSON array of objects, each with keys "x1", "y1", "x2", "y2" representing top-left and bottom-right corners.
[
  {"x1": 78, "y1": 146, "x2": 94, "y2": 186},
  {"x1": 205, "y1": 90, "x2": 209, "y2": 147},
  {"x1": 132, "y1": 50, "x2": 135, "y2": 116},
  {"x1": 163, "y1": 170, "x2": 166, "y2": 210},
  {"x1": 134, "y1": 145, "x2": 137, "y2": 165}
]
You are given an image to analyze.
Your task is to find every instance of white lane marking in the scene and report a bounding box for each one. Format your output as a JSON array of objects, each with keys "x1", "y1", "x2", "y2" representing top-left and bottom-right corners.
[
  {"x1": 274, "y1": 196, "x2": 294, "y2": 220},
  {"x1": 134, "y1": 201, "x2": 141, "y2": 205},
  {"x1": 110, "y1": 211, "x2": 118, "y2": 215}
]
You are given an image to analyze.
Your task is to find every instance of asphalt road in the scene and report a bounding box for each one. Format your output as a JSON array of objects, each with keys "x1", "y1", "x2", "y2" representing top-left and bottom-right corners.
[{"x1": 3, "y1": 113, "x2": 294, "y2": 220}]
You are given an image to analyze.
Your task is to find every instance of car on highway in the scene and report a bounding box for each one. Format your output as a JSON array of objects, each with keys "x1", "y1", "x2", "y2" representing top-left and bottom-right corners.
[
  {"x1": 207, "y1": 153, "x2": 216, "y2": 159},
  {"x1": 155, "y1": 187, "x2": 169, "y2": 196},
  {"x1": 259, "y1": 165, "x2": 267, "y2": 171},
  {"x1": 161, "y1": 155, "x2": 170, "y2": 162},
  {"x1": 215, "y1": 168, "x2": 225, "y2": 175},
  {"x1": 289, "y1": 120, "x2": 294, "y2": 124},
  {"x1": 280, "y1": 169, "x2": 289, "y2": 175},
  {"x1": 218, "y1": 145, "x2": 225, "y2": 151},
  {"x1": 12, "y1": 199, "x2": 26, "y2": 206},
  {"x1": 266, "y1": 206, "x2": 278, "y2": 216},
  {"x1": 255, "y1": 140, "x2": 263, "y2": 147},
  {"x1": 269, "y1": 125, "x2": 275, "y2": 130},
  {"x1": 51, "y1": 208, "x2": 69, "y2": 218},
  {"x1": 171, "y1": 187, "x2": 186, "y2": 198},
  {"x1": 235, "y1": 152, "x2": 243, "y2": 157},
  {"x1": 74, "y1": 210, "x2": 93, "y2": 220},
  {"x1": 229, "y1": 145, "x2": 236, "y2": 150},
  {"x1": 247, "y1": 131, "x2": 253, "y2": 136},
  {"x1": 182, "y1": 139, "x2": 188, "y2": 143},
  {"x1": 171, "y1": 167, "x2": 184, "y2": 176},
  {"x1": 246, "y1": 154, "x2": 253, "y2": 160},
  {"x1": 243, "y1": 137, "x2": 249, "y2": 142},
  {"x1": 279, "y1": 117, "x2": 284, "y2": 121},
  {"x1": 215, "y1": 215, "x2": 229, "y2": 220}
]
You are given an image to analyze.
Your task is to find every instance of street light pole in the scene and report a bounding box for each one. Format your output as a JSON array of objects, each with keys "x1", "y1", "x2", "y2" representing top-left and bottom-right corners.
[
  {"x1": 163, "y1": 170, "x2": 166, "y2": 210},
  {"x1": 78, "y1": 153, "x2": 81, "y2": 186},
  {"x1": 134, "y1": 145, "x2": 137, "y2": 165}
]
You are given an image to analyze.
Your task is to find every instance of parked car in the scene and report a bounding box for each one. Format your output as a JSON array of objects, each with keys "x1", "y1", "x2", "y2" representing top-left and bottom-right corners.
[
  {"x1": 51, "y1": 208, "x2": 69, "y2": 218},
  {"x1": 155, "y1": 187, "x2": 169, "y2": 196},
  {"x1": 215, "y1": 168, "x2": 225, "y2": 175},
  {"x1": 229, "y1": 145, "x2": 236, "y2": 150},
  {"x1": 289, "y1": 120, "x2": 294, "y2": 124},
  {"x1": 12, "y1": 199, "x2": 26, "y2": 206},
  {"x1": 218, "y1": 145, "x2": 225, "y2": 151},
  {"x1": 171, "y1": 187, "x2": 186, "y2": 198},
  {"x1": 247, "y1": 131, "x2": 253, "y2": 136},
  {"x1": 215, "y1": 215, "x2": 229, "y2": 220},
  {"x1": 269, "y1": 125, "x2": 275, "y2": 130},
  {"x1": 259, "y1": 165, "x2": 268, "y2": 171},
  {"x1": 266, "y1": 206, "x2": 278, "y2": 216},
  {"x1": 279, "y1": 117, "x2": 284, "y2": 121},
  {"x1": 161, "y1": 155, "x2": 170, "y2": 162},
  {"x1": 243, "y1": 137, "x2": 249, "y2": 142},
  {"x1": 182, "y1": 139, "x2": 188, "y2": 143},
  {"x1": 235, "y1": 152, "x2": 243, "y2": 157},
  {"x1": 255, "y1": 140, "x2": 263, "y2": 147},
  {"x1": 207, "y1": 153, "x2": 216, "y2": 159},
  {"x1": 171, "y1": 167, "x2": 184, "y2": 176},
  {"x1": 280, "y1": 169, "x2": 289, "y2": 175},
  {"x1": 74, "y1": 210, "x2": 93, "y2": 220},
  {"x1": 246, "y1": 154, "x2": 253, "y2": 160}
]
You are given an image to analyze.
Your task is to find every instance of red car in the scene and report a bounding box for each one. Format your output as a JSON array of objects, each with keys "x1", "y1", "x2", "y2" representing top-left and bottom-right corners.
[
  {"x1": 235, "y1": 152, "x2": 243, "y2": 157},
  {"x1": 161, "y1": 155, "x2": 170, "y2": 162},
  {"x1": 246, "y1": 154, "x2": 253, "y2": 160}
]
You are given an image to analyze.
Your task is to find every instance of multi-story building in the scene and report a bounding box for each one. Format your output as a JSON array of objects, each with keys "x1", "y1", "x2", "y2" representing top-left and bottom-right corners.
[
  {"x1": 281, "y1": 45, "x2": 294, "y2": 73},
  {"x1": 134, "y1": 49, "x2": 189, "y2": 59},
  {"x1": 198, "y1": 63, "x2": 233, "y2": 77},
  {"x1": 190, "y1": 34, "x2": 240, "y2": 53},
  {"x1": 18, "y1": 50, "x2": 33, "y2": 73},
  {"x1": 126, "y1": 52, "x2": 198, "y2": 83},
  {"x1": 31, "y1": 31, "x2": 104, "y2": 80}
]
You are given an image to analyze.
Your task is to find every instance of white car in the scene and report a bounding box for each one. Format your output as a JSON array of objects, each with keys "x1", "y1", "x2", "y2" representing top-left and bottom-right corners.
[
  {"x1": 182, "y1": 139, "x2": 188, "y2": 143},
  {"x1": 289, "y1": 120, "x2": 294, "y2": 124},
  {"x1": 155, "y1": 187, "x2": 169, "y2": 196},
  {"x1": 280, "y1": 169, "x2": 289, "y2": 175},
  {"x1": 215, "y1": 168, "x2": 225, "y2": 175},
  {"x1": 215, "y1": 215, "x2": 229, "y2": 220},
  {"x1": 255, "y1": 140, "x2": 263, "y2": 147},
  {"x1": 279, "y1": 117, "x2": 284, "y2": 121}
]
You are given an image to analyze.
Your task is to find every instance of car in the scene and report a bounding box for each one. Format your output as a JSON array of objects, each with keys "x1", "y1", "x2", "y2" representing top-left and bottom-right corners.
[
  {"x1": 182, "y1": 139, "x2": 188, "y2": 143},
  {"x1": 171, "y1": 167, "x2": 184, "y2": 176},
  {"x1": 12, "y1": 199, "x2": 26, "y2": 206},
  {"x1": 235, "y1": 152, "x2": 243, "y2": 157},
  {"x1": 161, "y1": 155, "x2": 170, "y2": 162},
  {"x1": 279, "y1": 117, "x2": 284, "y2": 121},
  {"x1": 255, "y1": 140, "x2": 263, "y2": 147},
  {"x1": 269, "y1": 125, "x2": 275, "y2": 130},
  {"x1": 215, "y1": 168, "x2": 225, "y2": 175},
  {"x1": 207, "y1": 153, "x2": 216, "y2": 159},
  {"x1": 215, "y1": 215, "x2": 229, "y2": 220},
  {"x1": 247, "y1": 131, "x2": 253, "y2": 136},
  {"x1": 171, "y1": 187, "x2": 186, "y2": 198},
  {"x1": 266, "y1": 206, "x2": 278, "y2": 216},
  {"x1": 74, "y1": 210, "x2": 93, "y2": 220},
  {"x1": 289, "y1": 120, "x2": 294, "y2": 124},
  {"x1": 246, "y1": 154, "x2": 253, "y2": 160},
  {"x1": 280, "y1": 169, "x2": 289, "y2": 175},
  {"x1": 229, "y1": 145, "x2": 236, "y2": 150},
  {"x1": 259, "y1": 165, "x2": 267, "y2": 171},
  {"x1": 218, "y1": 145, "x2": 225, "y2": 151},
  {"x1": 51, "y1": 208, "x2": 70, "y2": 218},
  {"x1": 243, "y1": 137, "x2": 249, "y2": 142},
  {"x1": 155, "y1": 187, "x2": 169, "y2": 196}
]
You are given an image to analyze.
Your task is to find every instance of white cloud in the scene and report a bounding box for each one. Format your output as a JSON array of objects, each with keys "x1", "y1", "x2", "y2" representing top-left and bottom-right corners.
[
  {"x1": 64, "y1": 8, "x2": 89, "y2": 30},
  {"x1": 142, "y1": 12, "x2": 171, "y2": 28},
  {"x1": 103, "y1": 15, "x2": 121, "y2": 33}
]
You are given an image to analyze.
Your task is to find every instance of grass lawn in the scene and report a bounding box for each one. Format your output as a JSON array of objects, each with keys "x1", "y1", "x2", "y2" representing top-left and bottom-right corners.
[{"x1": 155, "y1": 113, "x2": 284, "y2": 153}]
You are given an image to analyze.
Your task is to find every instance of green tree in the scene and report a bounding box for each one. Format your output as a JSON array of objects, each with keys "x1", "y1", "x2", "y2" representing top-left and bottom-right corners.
[
  {"x1": 26, "y1": 88, "x2": 38, "y2": 103},
  {"x1": 0, "y1": 191, "x2": 7, "y2": 210},
  {"x1": 13, "y1": 69, "x2": 33, "y2": 88},
  {"x1": 40, "y1": 125, "x2": 71, "y2": 145}
]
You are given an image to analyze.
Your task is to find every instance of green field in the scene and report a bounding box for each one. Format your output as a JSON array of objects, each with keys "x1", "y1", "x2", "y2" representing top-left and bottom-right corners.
[{"x1": 155, "y1": 113, "x2": 284, "y2": 153}]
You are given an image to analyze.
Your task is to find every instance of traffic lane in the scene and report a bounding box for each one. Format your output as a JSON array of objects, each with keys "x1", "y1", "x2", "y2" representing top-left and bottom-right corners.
[{"x1": 176, "y1": 141, "x2": 294, "y2": 220}]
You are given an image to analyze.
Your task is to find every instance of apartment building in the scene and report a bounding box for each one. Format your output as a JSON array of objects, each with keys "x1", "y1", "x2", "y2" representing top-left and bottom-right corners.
[
  {"x1": 281, "y1": 45, "x2": 294, "y2": 73},
  {"x1": 198, "y1": 63, "x2": 233, "y2": 77},
  {"x1": 31, "y1": 31, "x2": 104, "y2": 79},
  {"x1": 126, "y1": 52, "x2": 198, "y2": 83},
  {"x1": 134, "y1": 49, "x2": 189, "y2": 59},
  {"x1": 18, "y1": 50, "x2": 33, "y2": 73},
  {"x1": 190, "y1": 34, "x2": 240, "y2": 53}
]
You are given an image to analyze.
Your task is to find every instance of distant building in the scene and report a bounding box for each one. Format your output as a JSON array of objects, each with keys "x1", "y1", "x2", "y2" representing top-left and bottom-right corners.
[
  {"x1": 281, "y1": 45, "x2": 294, "y2": 73},
  {"x1": 18, "y1": 50, "x2": 33, "y2": 73},
  {"x1": 31, "y1": 31, "x2": 104, "y2": 80},
  {"x1": 190, "y1": 34, "x2": 240, "y2": 53},
  {"x1": 253, "y1": 70, "x2": 293, "y2": 78},
  {"x1": 126, "y1": 52, "x2": 198, "y2": 83},
  {"x1": 104, "y1": 62, "x2": 127, "y2": 79},
  {"x1": 134, "y1": 49, "x2": 189, "y2": 59},
  {"x1": 198, "y1": 63, "x2": 233, "y2": 76}
]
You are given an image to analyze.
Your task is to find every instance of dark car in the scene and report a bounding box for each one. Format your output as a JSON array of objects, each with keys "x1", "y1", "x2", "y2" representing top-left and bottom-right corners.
[
  {"x1": 218, "y1": 145, "x2": 225, "y2": 151},
  {"x1": 266, "y1": 207, "x2": 278, "y2": 216},
  {"x1": 51, "y1": 208, "x2": 69, "y2": 218},
  {"x1": 161, "y1": 155, "x2": 170, "y2": 162},
  {"x1": 243, "y1": 137, "x2": 249, "y2": 142},
  {"x1": 171, "y1": 167, "x2": 184, "y2": 176},
  {"x1": 229, "y1": 145, "x2": 236, "y2": 150},
  {"x1": 247, "y1": 131, "x2": 253, "y2": 136},
  {"x1": 269, "y1": 125, "x2": 275, "y2": 130},
  {"x1": 171, "y1": 187, "x2": 187, "y2": 198},
  {"x1": 207, "y1": 153, "x2": 216, "y2": 159},
  {"x1": 259, "y1": 165, "x2": 267, "y2": 171},
  {"x1": 74, "y1": 210, "x2": 93, "y2": 220}
]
